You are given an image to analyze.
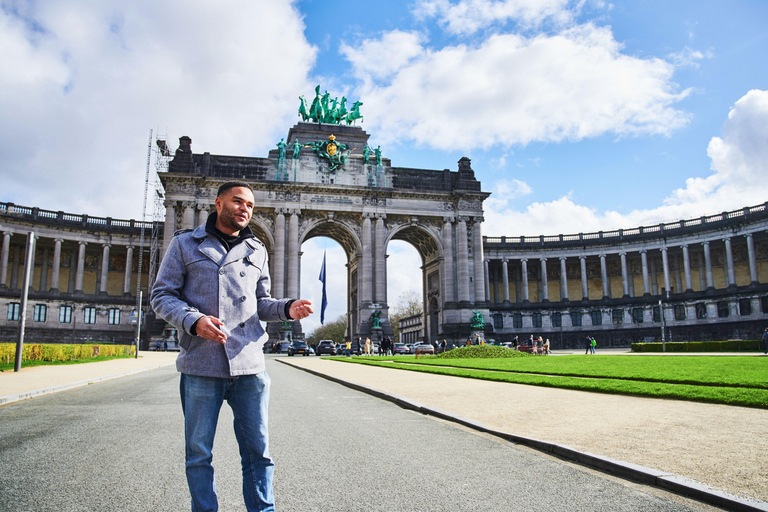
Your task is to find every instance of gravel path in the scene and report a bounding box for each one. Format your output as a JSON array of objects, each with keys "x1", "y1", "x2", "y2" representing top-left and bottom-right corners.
[{"x1": 283, "y1": 356, "x2": 768, "y2": 504}]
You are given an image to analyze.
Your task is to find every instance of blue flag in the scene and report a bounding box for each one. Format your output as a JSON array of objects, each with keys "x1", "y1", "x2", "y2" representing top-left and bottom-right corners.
[{"x1": 319, "y1": 250, "x2": 328, "y2": 324}]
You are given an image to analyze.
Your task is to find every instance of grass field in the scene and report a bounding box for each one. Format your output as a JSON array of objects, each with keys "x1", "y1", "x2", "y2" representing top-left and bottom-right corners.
[
  {"x1": 0, "y1": 355, "x2": 133, "y2": 372},
  {"x1": 338, "y1": 350, "x2": 768, "y2": 409}
]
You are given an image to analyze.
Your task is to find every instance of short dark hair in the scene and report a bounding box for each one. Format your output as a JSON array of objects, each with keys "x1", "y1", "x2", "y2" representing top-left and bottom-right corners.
[{"x1": 217, "y1": 181, "x2": 254, "y2": 197}]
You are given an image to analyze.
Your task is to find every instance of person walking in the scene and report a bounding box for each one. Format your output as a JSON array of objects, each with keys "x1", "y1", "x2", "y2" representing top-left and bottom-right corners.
[
  {"x1": 544, "y1": 338, "x2": 550, "y2": 355},
  {"x1": 762, "y1": 328, "x2": 768, "y2": 354},
  {"x1": 585, "y1": 336, "x2": 592, "y2": 355},
  {"x1": 345, "y1": 339, "x2": 352, "y2": 357},
  {"x1": 591, "y1": 336, "x2": 597, "y2": 354},
  {"x1": 151, "y1": 181, "x2": 313, "y2": 512}
]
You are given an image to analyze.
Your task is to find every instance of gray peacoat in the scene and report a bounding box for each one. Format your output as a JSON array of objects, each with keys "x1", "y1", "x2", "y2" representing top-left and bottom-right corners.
[{"x1": 150, "y1": 224, "x2": 292, "y2": 378}]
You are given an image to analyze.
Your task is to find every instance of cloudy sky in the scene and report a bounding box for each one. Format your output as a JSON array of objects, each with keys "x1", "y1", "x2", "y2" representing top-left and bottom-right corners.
[{"x1": 2, "y1": 0, "x2": 767, "y2": 334}]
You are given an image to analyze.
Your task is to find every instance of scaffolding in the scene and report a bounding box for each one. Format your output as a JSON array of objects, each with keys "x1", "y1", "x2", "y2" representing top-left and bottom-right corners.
[{"x1": 149, "y1": 131, "x2": 172, "y2": 290}]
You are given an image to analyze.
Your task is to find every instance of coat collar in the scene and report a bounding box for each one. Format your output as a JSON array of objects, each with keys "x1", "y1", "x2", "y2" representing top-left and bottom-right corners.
[{"x1": 195, "y1": 225, "x2": 261, "y2": 267}]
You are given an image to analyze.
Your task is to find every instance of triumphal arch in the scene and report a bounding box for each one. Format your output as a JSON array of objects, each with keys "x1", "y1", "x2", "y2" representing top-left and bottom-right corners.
[{"x1": 158, "y1": 91, "x2": 489, "y2": 344}]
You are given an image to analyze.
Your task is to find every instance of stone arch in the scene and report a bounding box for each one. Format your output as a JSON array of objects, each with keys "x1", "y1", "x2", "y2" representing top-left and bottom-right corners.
[
  {"x1": 299, "y1": 217, "x2": 362, "y2": 258},
  {"x1": 249, "y1": 217, "x2": 275, "y2": 253}
]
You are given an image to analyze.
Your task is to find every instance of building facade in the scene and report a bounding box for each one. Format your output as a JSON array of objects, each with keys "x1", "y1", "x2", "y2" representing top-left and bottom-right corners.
[
  {"x1": 484, "y1": 204, "x2": 768, "y2": 348},
  {"x1": 158, "y1": 123, "x2": 490, "y2": 345},
  {"x1": 0, "y1": 203, "x2": 154, "y2": 345}
]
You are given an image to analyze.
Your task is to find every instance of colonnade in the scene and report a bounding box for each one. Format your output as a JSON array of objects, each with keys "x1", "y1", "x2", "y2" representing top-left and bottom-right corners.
[
  {"x1": 1, "y1": 230, "x2": 146, "y2": 297},
  {"x1": 485, "y1": 233, "x2": 762, "y2": 305}
]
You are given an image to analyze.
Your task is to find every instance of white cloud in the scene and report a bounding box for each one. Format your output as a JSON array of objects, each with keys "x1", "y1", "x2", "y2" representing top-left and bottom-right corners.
[
  {"x1": 483, "y1": 89, "x2": 768, "y2": 236},
  {"x1": 414, "y1": 0, "x2": 575, "y2": 35},
  {"x1": 0, "y1": 0, "x2": 316, "y2": 219},
  {"x1": 340, "y1": 30, "x2": 425, "y2": 83},
  {"x1": 346, "y1": 23, "x2": 691, "y2": 150}
]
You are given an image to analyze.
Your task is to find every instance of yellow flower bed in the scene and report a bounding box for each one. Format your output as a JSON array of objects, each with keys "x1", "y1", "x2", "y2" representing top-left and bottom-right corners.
[{"x1": 0, "y1": 343, "x2": 134, "y2": 364}]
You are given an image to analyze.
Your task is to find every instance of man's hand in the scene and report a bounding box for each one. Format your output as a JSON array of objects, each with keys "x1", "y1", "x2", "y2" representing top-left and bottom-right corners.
[
  {"x1": 196, "y1": 316, "x2": 228, "y2": 344},
  {"x1": 289, "y1": 299, "x2": 313, "y2": 320}
]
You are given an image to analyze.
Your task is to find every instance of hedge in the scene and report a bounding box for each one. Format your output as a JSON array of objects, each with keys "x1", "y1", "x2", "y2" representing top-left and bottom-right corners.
[
  {"x1": 631, "y1": 340, "x2": 761, "y2": 352},
  {"x1": 0, "y1": 343, "x2": 135, "y2": 364}
]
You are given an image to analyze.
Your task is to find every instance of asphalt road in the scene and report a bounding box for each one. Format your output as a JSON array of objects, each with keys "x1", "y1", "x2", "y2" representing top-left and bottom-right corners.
[{"x1": 0, "y1": 356, "x2": 726, "y2": 512}]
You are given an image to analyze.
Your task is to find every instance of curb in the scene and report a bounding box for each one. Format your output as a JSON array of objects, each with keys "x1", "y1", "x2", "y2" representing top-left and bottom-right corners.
[
  {"x1": 0, "y1": 362, "x2": 176, "y2": 407},
  {"x1": 279, "y1": 359, "x2": 768, "y2": 512}
]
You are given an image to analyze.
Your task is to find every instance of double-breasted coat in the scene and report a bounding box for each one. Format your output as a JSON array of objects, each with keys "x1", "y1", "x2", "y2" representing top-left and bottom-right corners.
[{"x1": 150, "y1": 224, "x2": 292, "y2": 378}]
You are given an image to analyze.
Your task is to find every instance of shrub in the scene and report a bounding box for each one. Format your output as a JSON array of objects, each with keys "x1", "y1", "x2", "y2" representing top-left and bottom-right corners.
[{"x1": 436, "y1": 345, "x2": 531, "y2": 359}]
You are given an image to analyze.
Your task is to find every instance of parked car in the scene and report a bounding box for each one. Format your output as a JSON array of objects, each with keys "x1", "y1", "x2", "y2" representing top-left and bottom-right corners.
[
  {"x1": 316, "y1": 340, "x2": 338, "y2": 356},
  {"x1": 272, "y1": 341, "x2": 291, "y2": 354},
  {"x1": 393, "y1": 343, "x2": 410, "y2": 355},
  {"x1": 412, "y1": 342, "x2": 435, "y2": 355},
  {"x1": 287, "y1": 341, "x2": 310, "y2": 356}
]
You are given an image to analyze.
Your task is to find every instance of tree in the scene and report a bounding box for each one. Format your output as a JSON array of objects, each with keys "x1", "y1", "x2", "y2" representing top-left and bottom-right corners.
[
  {"x1": 306, "y1": 315, "x2": 347, "y2": 345},
  {"x1": 388, "y1": 290, "x2": 423, "y2": 343}
]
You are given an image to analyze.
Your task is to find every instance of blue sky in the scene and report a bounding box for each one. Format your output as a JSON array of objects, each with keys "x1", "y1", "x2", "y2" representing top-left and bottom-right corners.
[{"x1": 2, "y1": 0, "x2": 767, "y2": 334}]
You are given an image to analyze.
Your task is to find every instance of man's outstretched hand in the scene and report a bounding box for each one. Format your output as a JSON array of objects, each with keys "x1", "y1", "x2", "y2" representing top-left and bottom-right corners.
[{"x1": 289, "y1": 299, "x2": 313, "y2": 320}]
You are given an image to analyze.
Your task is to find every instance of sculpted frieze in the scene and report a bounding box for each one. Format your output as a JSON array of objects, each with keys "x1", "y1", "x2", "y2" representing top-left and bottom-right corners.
[{"x1": 164, "y1": 181, "x2": 198, "y2": 195}]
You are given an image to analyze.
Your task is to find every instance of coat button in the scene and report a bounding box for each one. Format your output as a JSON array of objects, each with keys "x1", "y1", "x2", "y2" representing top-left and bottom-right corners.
[
  {"x1": 240, "y1": 296, "x2": 246, "y2": 302},
  {"x1": 239, "y1": 322, "x2": 245, "y2": 328},
  {"x1": 240, "y1": 271, "x2": 246, "y2": 277},
  {"x1": 219, "y1": 269, "x2": 224, "y2": 275}
]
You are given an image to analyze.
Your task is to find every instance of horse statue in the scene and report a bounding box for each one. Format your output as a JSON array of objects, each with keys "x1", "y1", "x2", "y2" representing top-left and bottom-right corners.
[
  {"x1": 298, "y1": 96, "x2": 310, "y2": 122},
  {"x1": 346, "y1": 101, "x2": 363, "y2": 125}
]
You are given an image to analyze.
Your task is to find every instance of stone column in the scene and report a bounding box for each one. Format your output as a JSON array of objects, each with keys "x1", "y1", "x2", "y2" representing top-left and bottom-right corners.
[
  {"x1": 746, "y1": 233, "x2": 759, "y2": 285},
  {"x1": 483, "y1": 258, "x2": 490, "y2": 302},
  {"x1": 600, "y1": 254, "x2": 609, "y2": 299},
  {"x1": 702, "y1": 241, "x2": 714, "y2": 290},
  {"x1": 441, "y1": 217, "x2": 455, "y2": 304},
  {"x1": 11, "y1": 245, "x2": 20, "y2": 290},
  {"x1": 521, "y1": 258, "x2": 529, "y2": 303},
  {"x1": 123, "y1": 245, "x2": 134, "y2": 295},
  {"x1": 360, "y1": 213, "x2": 373, "y2": 305},
  {"x1": 661, "y1": 247, "x2": 671, "y2": 296},
  {"x1": 640, "y1": 250, "x2": 650, "y2": 295},
  {"x1": 619, "y1": 252, "x2": 629, "y2": 297},
  {"x1": 99, "y1": 243, "x2": 111, "y2": 294},
  {"x1": 472, "y1": 219, "x2": 485, "y2": 303},
  {"x1": 375, "y1": 215, "x2": 386, "y2": 303},
  {"x1": 501, "y1": 258, "x2": 510, "y2": 303},
  {"x1": 50, "y1": 238, "x2": 63, "y2": 292},
  {"x1": 555, "y1": 257, "x2": 566, "y2": 302},
  {"x1": 724, "y1": 237, "x2": 736, "y2": 288},
  {"x1": 195, "y1": 204, "x2": 207, "y2": 227},
  {"x1": 0, "y1": 232, "x2": 10, "y2": 288},
  {"x1": 39, "y1": 246, "x2": 49, "y2": 291},
  {"x1": 287, "y1": 210, "x2": 300, "y2": 299},
  {"x1": 161, "y1": 200, "x2": 176, "y2": 258},
  {"x1": 580, "y1": 255, "x2": 588, "y2": 300},
  {"x1": 540, "y1": 258, "x2": 549, "y2": 302},
  {"x1": 456, "y1": 217, "x2": 470, "y2": 303},
  {"x1": 682, "y1": 245, "x2": 693, "y2": 292},
  {"x1": 273, "y1": 210, "x2": 286, "y2": 298},
  {"x1": 182, "y1": 202, "x2": 196, "y2": 230},
  {"x1": 75, "y1": 242, "x2": 87, "y2": 293}
]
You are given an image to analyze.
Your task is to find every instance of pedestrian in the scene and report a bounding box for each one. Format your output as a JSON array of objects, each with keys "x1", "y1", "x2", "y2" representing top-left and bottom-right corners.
[
  {"x1": 466, "y1": 336, "x2": 472, "y2": 347},
  {"x1": 544, "y1": 338, "x2": 550, "y2": 355},
  {"x1": 591, "y1": 336, "x2": 597, "y2": 354},
  {"x1": 585, "y1": 335, "x2": 592, "y2": 355},
  {"x1": 365, "y1": 337, "x2": 371, "y2": 356},
  {"x1": 762, "y1": 328, "x2": 767, "y2": 354},
  {"x1": 537, "y1": 336, "x2": 544, "y2": 355},
  {"x1": 151, "y1": 181, "x2": 313, "y2": 512},
  {"x1": 345, "y1": 339, "x2": 352, "y2": 356},
  {"x1": 513, "y1": 336, "x2": 519, "y2": 349},
  {"x1": 441, "y1": 339, "x2": 447, "y2": 353}
]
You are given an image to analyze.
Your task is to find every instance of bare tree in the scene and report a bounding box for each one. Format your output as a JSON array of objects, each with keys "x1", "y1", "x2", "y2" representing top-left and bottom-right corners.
[{"x1": 388, "y1": 290, "x2": 423, "y2": 343}]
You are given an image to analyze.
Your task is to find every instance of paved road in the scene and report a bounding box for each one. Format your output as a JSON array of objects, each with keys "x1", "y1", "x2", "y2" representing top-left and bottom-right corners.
[{"x1": 0, "y1": 358, "x2": 725, "y2": 512}]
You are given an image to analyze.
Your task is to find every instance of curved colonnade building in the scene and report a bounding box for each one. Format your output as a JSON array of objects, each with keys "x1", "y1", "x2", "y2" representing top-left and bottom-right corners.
[
  {"x1": 0, "y1": 203, "x2": 153, "y2": 344},
  {"x1": 485, "y1": 204, "x2": 768, "y2": 347}
]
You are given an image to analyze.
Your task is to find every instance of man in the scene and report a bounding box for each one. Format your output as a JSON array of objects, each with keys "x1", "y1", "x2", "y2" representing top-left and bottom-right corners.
[
  {"x1": 151, "y1": 181, "x2": 313, "y2": 512},
  {"x1": 763, "y1": 328, "x2": 768, "y2": 354}
]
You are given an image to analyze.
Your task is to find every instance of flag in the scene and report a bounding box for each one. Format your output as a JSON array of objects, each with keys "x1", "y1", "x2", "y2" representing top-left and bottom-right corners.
[{"x1": 319, "y1": 249, "x2": 328, "y2": 324}]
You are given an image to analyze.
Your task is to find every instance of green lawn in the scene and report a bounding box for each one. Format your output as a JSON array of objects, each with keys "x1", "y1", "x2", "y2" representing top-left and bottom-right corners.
[
  {"x1": 336, "y1": 353, "x2": 768, "y2": 409},
  {"x1": 0, "y1": 355, "x2": 134, "y2": 372}
]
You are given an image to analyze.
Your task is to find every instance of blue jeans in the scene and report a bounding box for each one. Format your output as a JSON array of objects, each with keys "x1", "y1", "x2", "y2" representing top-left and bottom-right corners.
[{"x1": 180, "y1": 372, "x2": 274, "y2": 512}]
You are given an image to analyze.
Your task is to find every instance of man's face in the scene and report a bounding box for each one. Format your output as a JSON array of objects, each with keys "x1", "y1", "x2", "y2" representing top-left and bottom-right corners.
[{"x1": 215, "y1": 186, "x2": 254, "y2": 235}]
